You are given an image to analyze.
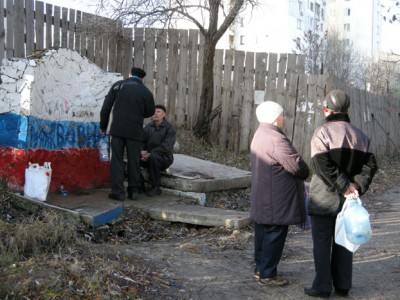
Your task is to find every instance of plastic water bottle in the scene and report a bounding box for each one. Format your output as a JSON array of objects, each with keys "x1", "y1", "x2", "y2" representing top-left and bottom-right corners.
[
  {"x1": 98, "y1": 135, "x2": 109, "y2": 162},
  {"x1": 343, "y1": 199, "x2": 372, "y2": 245}
]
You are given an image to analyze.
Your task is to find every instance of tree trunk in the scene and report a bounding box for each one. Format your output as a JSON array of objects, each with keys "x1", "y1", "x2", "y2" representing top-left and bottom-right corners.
[{"x1": 193, "y1": 37, "x2": 216, "y2": 140}]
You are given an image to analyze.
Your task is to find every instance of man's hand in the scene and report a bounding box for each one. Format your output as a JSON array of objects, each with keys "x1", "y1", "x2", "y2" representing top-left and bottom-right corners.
[
  {"x1": 343, "y1": 182, "x2": 360, "y2": 199},
  {"x1": 141, "y1": 150, "x2": 150, "y2": 162},
  {"x1": 100, "y1": 129, "x2": 105, "y2": 135}
]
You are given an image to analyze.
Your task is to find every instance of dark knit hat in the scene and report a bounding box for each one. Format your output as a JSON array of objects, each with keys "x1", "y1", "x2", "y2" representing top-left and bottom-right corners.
[
  {"x1": 131, "y1": 67, "x2": 146, "y2": 78},
  {"x1": 323, "y1": 90, "x2": 350, "y2": 113},
  {"x1": 155, "y1": 104, "x2": 167, "y2": 113}
]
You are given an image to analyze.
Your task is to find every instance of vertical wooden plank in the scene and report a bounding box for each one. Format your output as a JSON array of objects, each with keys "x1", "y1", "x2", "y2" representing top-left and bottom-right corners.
[
  {"x1": 276, "y1": 53, "x2": 287, "y2": 93},
  {"x1": 286, "y1": 53, "x2": 297, "y2": 89},
  {"x1": 6, "y1": 0, "x2": 14, "y2": 57},
  {"x1": 297, "y1": 54, "x2": 306, "y2": 74},
  {"x1": 265, "y1": 52, "x2": 278, "y2": 101},
  {"x1": 312, "y1": 75, "x2": 327, "y2": 130},
  {"x1": 53, "y1": 6, "x2": 61, "y2": 47},
  {"x1": 229, "y1": 50, "x2": 245, "y2": 151},
  {"x1": 292, "y1": 74, "x2": 308, "y2": 160},
  {"x1": 195, "y1": 32, "x2": 205, "y2": 126},
  {"x1": 219, "y1": 49, "x2": 233, "y2": 148},
  {"x1": 155, "y1": 29, "x2": 167, "y2": 106},
  {"x1": 122, "y1": 27, "x2": 133, "y2": 78},
  {"x1": 187, "y1": 29, "x2": 199, "y2": 129},
  {"x1": 176, "y1": 29, "x2": 188, "y2": 127},
  {"x1": 302, "y1": 74, "x2": 318, "y2": 162},
  {"x1": 25, "y1": 0, "x2": 35, "y2": 56},
  {"x1": 68, "y1": 9, "x2": 75, "y2": 49},
  {"x1": 107, "y1": 20, "x2": 118, "y2": 72},
  {"x1": 75, "y1": 10, "x2": 82, "y2": 53},
  {"x1": 144, "y1": 28, "x2": 156, "y2": 93},
  {"x1": 239, "y1": 51, "x2": 255, "y2": 151},
  {"x1": 133, "y1": 27, "x2": 144, "y2": 68},
  {"x1": 285, "y1": 73, "x2": 299, "y2": 142},
  {"x1": 210, "y1": 49, "x2": 224, "y2": 141},
  {"x1": 86, "y1": 13, "x2": 96, "y2": 62},
  {"x1": 0, "y1": 0, "x2": 5, "y2": 60},
  {"x1": 101, "y1": 30, "x2": 109, "y2": 71},
  {"x1": 94, "y1": 17, "x2": 103, "y2": 67},
  {"x1": 61, "y1": 7, "x2": 68, "y2": 47},
  {"x1": 166, "y1": 29, "x2": 179, "y2": 123},
  {"x1": 45, "y1": 3, "x2": 52, "y2": 48},
  {"x1": 35, "y1": 1, "x2": 45, "y2": 50},
  {"x1": 251, "y1": 52, "x2": 268, "y2": 139}
]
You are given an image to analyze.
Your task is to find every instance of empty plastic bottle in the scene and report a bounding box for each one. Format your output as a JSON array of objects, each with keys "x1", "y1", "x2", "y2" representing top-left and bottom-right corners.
[
  {"x1": 343, "y1": 199, "x2": 372, "y2": 245},
  {"x1": 98, "y1": 135, "x2": 109, "y2": 162}
]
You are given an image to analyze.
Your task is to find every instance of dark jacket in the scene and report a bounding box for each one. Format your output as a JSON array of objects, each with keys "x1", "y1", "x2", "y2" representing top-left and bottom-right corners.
[
  {"x1": 143, "y1": 119, "x2": 176, "y2": 168},
  {"x1": 250, "y1": 123, "x2": 310, "y2": 225},
  {"x1": 100, "y1": 77, "x2": 155, "y2": 141},
  {"x1": 308, "y1": 113, "x2": 378, "y2": 216}
]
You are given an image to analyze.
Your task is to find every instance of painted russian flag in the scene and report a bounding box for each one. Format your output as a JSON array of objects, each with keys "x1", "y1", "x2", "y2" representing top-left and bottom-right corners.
[{"x1": 0, "y1": 49, "x2": 122, "y2": 193}]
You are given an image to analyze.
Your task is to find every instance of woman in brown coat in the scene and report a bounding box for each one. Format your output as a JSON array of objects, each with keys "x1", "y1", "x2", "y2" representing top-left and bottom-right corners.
[{"x1": 250, "y1": 101, "x2": 309, "y2": 287}]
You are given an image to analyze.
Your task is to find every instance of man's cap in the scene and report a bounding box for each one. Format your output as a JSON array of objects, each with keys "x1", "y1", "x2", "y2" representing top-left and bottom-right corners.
[
  {"x1": 155, "y1": 104, "x2": 167, "y2": 113},
  {"x1": 323, "y1": 90, "x2": 350, "y2": 113},
  {"x1": 131, "y1": 67, "x2": 146, "y2": 78},
  {"x1": 256, "y1": 101, "x2": 284, "y2": 124}
]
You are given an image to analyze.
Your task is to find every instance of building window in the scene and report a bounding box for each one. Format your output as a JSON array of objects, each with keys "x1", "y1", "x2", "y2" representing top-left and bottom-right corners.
[
  {"x1": 343, "y1": 39, "x2": 350, "y2": 46},
  {"x1": 239, "y1": 18, "x2": 244, "y2": 27},
  {"x1": 321, "y1": 8, "x2": 325, "y2": 20},
  {"x1": 344, "y1": 23, "x2": 350, "y2": 31},
  {"x1": 345, "y1": 8, "x2": 351, "y2": 16},
  {"x1": 299, "y1": 1, "x2": 303, "y2": 12},
  {"x1": 240, "y1": 35, "x2": 245, "y2": 45},
  {"x1": 310, "y1": 2, "x2": 314, "y2": 11},
  {"x1": 296, "y1": 37, "x2": 301, "y2": 46},
  {"x1": 315, "y1": 3, "x2": 321, "y2": 19},
  {"x1": 297, "y1": 19, "x2": 302, "y2": 29}
]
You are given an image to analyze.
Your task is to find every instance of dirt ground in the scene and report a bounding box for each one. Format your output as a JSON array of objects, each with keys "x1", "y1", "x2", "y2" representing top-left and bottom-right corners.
[
  {"x1": 1, "y1": 131, "x2": 399, "y2": 299},
  {"x1": 90, "y1": 185, "x2": 399, "y2": 299}
]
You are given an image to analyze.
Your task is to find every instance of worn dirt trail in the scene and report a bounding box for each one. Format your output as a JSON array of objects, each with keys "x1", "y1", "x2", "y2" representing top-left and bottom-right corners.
[{"x1": 104, "y1": 186, "x2": 400, "y2": 299}]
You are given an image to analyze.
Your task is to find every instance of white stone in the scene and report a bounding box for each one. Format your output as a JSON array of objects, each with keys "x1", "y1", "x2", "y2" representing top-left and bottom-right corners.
[
  {"x1": 1, "y1": 74, "x2": 16, "y2": 83},
  {"x1": 1, "y1": 82, "x2": 17, "y2": 93}
]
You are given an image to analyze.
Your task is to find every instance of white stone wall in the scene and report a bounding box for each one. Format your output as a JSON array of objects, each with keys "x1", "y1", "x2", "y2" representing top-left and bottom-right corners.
[{"x1": 0, "y1": 48, "x2": 122, "y2": 122}]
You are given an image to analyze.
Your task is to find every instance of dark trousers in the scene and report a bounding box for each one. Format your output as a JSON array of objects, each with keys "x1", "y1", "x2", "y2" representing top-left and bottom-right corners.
[
  {"x1": 254, "y1": 223, "x2": 288, "y2": 278},
  {"x1": 310, "y1": 215, "x2": 353, "y2": 292},
  {"x1": 141, "y1": 153, "x2": 167, "y2": 187},
  {"x1": 110, "y1": 136, "x2": 142, "y2": 197}
]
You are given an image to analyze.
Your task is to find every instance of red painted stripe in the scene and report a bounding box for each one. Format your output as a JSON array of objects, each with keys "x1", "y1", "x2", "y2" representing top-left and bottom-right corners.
[{"x1": 0, "y1": 147, "x2": 110, "y2": 193}]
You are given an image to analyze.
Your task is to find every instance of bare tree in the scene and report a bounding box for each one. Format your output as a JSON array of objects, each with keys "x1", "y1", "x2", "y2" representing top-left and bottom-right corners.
[
  {"x1": 95, "y1": 0, "x2": 256, "y2": 140},
  {"x1": 323, "y1": 30, "x2": 364, "y2": 87},
  {"x1": 294, "y1": 29, "x2": 327, "y2": 75}
]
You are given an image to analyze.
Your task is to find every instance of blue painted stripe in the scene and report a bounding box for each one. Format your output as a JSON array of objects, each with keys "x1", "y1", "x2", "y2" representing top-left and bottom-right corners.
[
  {"x1": 0, "y1": 113, "x2": 28, "y2": 148},
  {"x1": 90, "y1": 205, "x2": 123, "y2": 227},
  {"x1": 0, "y1": 113, "x2": 101, "y2": 150}
]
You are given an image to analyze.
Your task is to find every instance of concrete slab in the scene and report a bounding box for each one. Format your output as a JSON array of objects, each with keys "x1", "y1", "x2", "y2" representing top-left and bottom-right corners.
[
  {"x1": 159, "y1": 154, "x2": 251, "y2": 192},
  {"x1": 11, "y1": 188, "x2": 251, "y2": 229},
  {"x1": 10, "y1": 155, "x2": 252, "y2": 228}
]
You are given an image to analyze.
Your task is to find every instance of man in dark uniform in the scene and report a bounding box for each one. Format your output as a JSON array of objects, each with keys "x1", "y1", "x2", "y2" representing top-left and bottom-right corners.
[
  {"x1": 100, "y1": 67, "x2": 155, "y2": 201},
  {"x1": 141, "y1": 104, "x2": 176, "y2": 196}
]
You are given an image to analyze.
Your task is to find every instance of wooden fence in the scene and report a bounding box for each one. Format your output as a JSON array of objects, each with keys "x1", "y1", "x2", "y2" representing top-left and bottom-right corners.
[{"x1": 1, "y1": 0, "x2": 399, "y2": 161}]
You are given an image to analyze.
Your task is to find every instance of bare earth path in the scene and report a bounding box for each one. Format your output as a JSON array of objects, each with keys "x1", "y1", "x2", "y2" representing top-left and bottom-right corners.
[{"x1": 95, "y1": 184, "x2": 399, "y2": 300}]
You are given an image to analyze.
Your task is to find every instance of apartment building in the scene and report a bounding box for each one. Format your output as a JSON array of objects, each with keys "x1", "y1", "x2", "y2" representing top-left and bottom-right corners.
[{"x1": 225, "y1": 0, "x2": 382, "y2": 58}]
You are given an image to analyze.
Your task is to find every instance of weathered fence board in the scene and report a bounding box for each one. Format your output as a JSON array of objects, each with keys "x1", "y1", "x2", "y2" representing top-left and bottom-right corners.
[
  {"x1": 187, "y1": 29, "x2": 199, "y2": 129},
  {"x1": 6, "y1": 0, "x2": 13, "y2": 57},
  {"x1": 239, "y1": 52, "x2": 255, "y2": 151},
  {"x1": 155, "y1": 29, "x2": 167, "y2": 106},
  {"x1": 0, "y1": 0, "x2": 5, "y2": 61},
  {"x1": 1, "y1": 0, "x2": 398, "y2": 158}
]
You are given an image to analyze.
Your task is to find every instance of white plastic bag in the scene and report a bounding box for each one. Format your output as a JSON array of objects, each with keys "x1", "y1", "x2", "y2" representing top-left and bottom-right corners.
[
  {"x1": 335, "y1": 197, "x2": 361, "y2": 253},
  {"x1": 98, "y1": 135, "x2": 109, "y2": 162},
  {"x1": 23, "y1": 162, "x2": 52, "y2": 201}
]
